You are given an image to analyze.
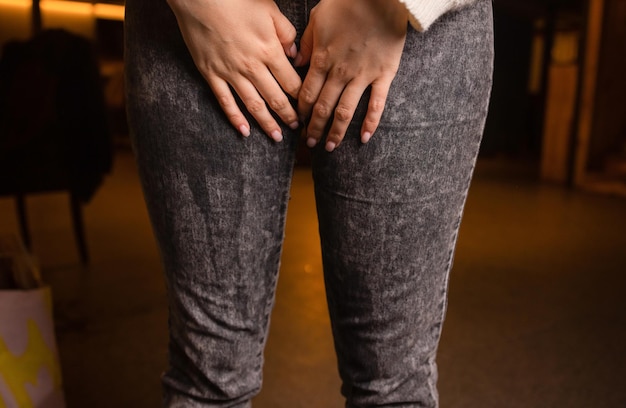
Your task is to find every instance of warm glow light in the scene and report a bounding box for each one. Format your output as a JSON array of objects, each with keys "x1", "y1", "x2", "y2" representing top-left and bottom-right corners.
[
  {"x1": 93, "y1": 3, "x2": 124, "y2": 20},
  {"x1": 0, "y1": 0, "x2": 124, "y2": 20},
  {"x1": 0, "y1": 0, "x2": 29, "y2": 7},
  {"x1": 40, "y1": 0, "x2": 91, "y2": 16}
]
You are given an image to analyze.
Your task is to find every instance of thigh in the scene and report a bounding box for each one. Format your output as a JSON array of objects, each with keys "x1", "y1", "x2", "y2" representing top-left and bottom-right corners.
[
  {"x1": 311, "y1": 1, "x2": 494, "y2": 406},
  {"x1": 124, "y1": 0, "x2": 299, "y2": 405}
]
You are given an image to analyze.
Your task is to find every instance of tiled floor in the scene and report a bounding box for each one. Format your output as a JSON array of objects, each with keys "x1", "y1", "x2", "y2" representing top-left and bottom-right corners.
[{"x1": 1, "y1": 150, "x2": 625, "y2": 407}]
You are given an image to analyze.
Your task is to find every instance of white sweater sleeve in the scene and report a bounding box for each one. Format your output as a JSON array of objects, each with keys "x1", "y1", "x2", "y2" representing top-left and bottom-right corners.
[{"x1": 397, "y1": 0, "x2": 478, "y2": 31}]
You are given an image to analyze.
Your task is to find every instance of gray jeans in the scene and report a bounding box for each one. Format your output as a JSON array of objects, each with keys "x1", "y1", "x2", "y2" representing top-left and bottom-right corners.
[{"x1": 124, "y1": 0, "x2": 493, "y2": 406}]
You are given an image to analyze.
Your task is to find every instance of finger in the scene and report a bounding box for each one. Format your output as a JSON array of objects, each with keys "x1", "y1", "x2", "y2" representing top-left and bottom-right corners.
[
  {"x1": 324, "y1": 82, "x2": 368, "y2": 151},
  {"x1": 305, "y1": 77, "x2": 345, "y2": 149},
  {"x1": 253, "y1": 66, "x2": 300, "y2": 130},
  {"x1": 207, "y1": 76, "x2": 251, "y2": 137},
  {"x1": 267, "y1": 53, "x2": 302, "y2": 99},
  {"x1": 294, "y1": 22, "x2": 313, "y2": 67},
  {"x1": 230, "y1": 77, "x2": 284, "y2": 142},
  {"x1": 271, "y1": 8, "x2": 298, "y2": 58},
  {"x1": 297, "y1": 49, "x2": 329, "y2": 123},
  {"x1": 360, "y1": 77, "x2": 393, "y2": 144}
]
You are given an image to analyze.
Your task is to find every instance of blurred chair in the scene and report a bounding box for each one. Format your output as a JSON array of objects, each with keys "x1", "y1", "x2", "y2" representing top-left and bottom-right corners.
[{"x1": 0, "y1": 29, "x2": 112, "y2": 264}]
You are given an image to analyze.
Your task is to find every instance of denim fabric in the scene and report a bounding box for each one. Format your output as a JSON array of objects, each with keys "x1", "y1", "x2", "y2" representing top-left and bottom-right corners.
[{"x1": 124, "y1": 1, "x2": 493, "y2": 407}]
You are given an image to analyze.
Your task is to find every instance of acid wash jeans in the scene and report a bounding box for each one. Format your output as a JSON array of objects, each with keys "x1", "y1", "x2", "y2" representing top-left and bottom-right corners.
[{"x1": 124, "y1": 0, "x2": 493, "y2": 406}]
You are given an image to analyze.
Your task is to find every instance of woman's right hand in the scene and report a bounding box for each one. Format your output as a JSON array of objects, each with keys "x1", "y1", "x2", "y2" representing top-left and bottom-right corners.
[{"x1": 167, "y1": 0, "x2": 302, "y2": 141}]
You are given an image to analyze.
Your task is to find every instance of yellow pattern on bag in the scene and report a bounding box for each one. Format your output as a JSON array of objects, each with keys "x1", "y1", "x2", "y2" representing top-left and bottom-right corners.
[{"x1": 0, "y1": 319, "x2": 62, "y2": 408}]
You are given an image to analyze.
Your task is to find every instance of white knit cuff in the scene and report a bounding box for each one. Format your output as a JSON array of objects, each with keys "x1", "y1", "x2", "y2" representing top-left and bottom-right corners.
[{"x1": 397, "y1": 0, "x2": 458, "y2": 32}]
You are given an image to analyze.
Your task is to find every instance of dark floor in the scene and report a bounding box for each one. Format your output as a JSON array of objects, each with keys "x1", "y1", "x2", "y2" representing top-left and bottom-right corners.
[{"x1": 1, "y1": 150, "x2": 625, "y2": 408}]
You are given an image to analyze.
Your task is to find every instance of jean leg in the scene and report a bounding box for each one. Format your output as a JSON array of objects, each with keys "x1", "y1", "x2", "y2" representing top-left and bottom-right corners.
[
  {"x1": 124, "y1": 1, "x2": 298, "y2": 406},
  {"x1": 311, "y1": 2, "x2": 494, "y2": 407}
]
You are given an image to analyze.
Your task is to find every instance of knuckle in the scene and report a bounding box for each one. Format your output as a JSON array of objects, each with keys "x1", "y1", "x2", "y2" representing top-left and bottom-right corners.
[
  {"x1": 268, "y1": 97, "x2": 288, "y2": 112},
  {"x1": 387, "y1": 66, "x2": 400, "y2": 76},
  {"x1": 241, "y1": 59, "x2": 261, "y2": 77},
  {"x1": 369, "y1": 97, "x2": 386, "y2": 113},
  {"x1": 197, "y1": 58, "x2": 213, "y2": 73},
  {"x1": 334, "y1": 105, "x2": 352, "y2": 122},
  {"x1": 285, "y1": 79, "x2": 302, "y2": 97},
  {"x1": 313, "y1": 102, "x2": 331, "y2": 118},
  {"x1": 259, "y1": 44, "x2": 277, "y2": 60},
  {"x1": 333, "y1": 63, "x2": 350, "y2": 80},
  {"x1": 285, "y1": 84, "x2": 299, "y2": 98},
  {"x1": 246, "y1": 98, "x2": 266, "y2": 114},
  {"x1": 217, "y1": 94, "x2": 234, "y2": 109},
  {"x1": 227, "y1": 112, "x2": 243, "y2": 124},
  {"x1": 300, "y1": 89, "x2": 317, "y2": 105},
  {"x1": 312, "y1": 51, "x2": 329, "y2": 71}
]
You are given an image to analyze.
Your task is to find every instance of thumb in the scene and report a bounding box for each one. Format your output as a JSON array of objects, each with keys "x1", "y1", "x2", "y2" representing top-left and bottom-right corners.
[
  {"x1": 294, "y1": 23, "x2": 312, "y2": 67},
  {"x1": 272, "y1": 10, "x2": 298, "y2": 58}
]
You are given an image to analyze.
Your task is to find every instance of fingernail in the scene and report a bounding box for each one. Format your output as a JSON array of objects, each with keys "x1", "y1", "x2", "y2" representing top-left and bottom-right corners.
[
  {"x1": 270, "y1": 130, "x2": 283, "y2": 142},
  {"x1": 325, "y1": 141, "x2": 336, "y2": 152},
  {"x1": 289, "y1": 121, "x2": 300, "y2": 130},
  {"x1": 239, "y1": 124, "x2": 250, "y2": 137},
  {"x1": 306, "y1": 137, "x2": 317, "y2": 148},
  {"x1": 289, "y1": 43, "x2": 297, "y2": 58},
  {"x1": 362, "y1": 131, "x2": 372, "y2": 143},
  {"x1": 294, "y1": 53, "x2": 303, "y2": 67}
]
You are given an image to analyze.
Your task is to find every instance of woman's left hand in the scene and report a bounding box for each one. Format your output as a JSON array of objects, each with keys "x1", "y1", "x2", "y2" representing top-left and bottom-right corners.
[{"x1": 296, "y1": 0, "x2": 408, "y2": 152}]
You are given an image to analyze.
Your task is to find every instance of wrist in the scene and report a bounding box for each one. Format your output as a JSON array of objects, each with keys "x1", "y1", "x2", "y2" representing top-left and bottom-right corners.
[{"x1": 360, "y1": 0, "x2": 409, "y2": 30}]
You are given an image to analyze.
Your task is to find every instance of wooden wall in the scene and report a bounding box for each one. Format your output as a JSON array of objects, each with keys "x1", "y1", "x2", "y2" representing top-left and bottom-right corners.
[{"x1": 587, "y1": 0, "x2": 626, "y2": 170}]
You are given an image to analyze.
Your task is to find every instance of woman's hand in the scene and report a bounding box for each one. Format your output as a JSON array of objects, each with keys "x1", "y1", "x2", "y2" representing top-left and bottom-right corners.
[
  {"x1": 167, "y1": 0, "x2": 302, "y2": 141},
  {"x1": 296, "y1": 0, "x2": 408, "y2": 151}
]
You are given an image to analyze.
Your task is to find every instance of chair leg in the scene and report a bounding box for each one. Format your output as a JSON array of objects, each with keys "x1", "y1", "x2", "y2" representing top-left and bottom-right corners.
[
  {"x1": 70, "y1": 192, "x2": 89, "y2": 264},
  {"x1": 15, "y1": 194, "x2": 32, "y2": 251}
]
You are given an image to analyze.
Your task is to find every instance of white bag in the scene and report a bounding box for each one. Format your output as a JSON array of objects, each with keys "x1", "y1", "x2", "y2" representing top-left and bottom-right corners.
[
  {"x1": 0, "y1": 287, "x2": 66, "y2": 408},
  {"x1": 0, "y1": 234, "x2": 65, "y2": 408}
]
